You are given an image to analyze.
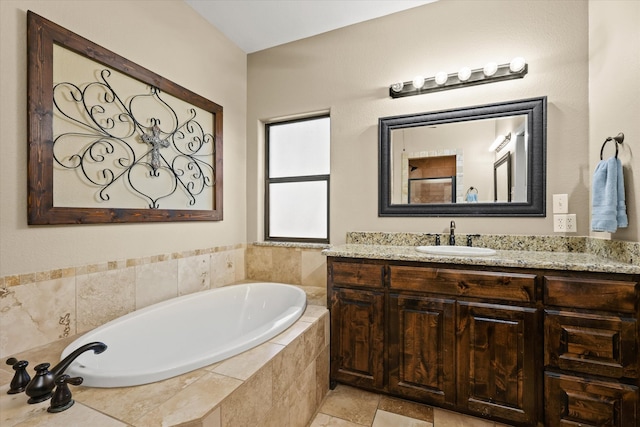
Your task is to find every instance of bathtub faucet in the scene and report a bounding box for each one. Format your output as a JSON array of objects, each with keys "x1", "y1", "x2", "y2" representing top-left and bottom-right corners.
[{"x1": 25, "y1": 342, "x2": 107, "y2": 404}]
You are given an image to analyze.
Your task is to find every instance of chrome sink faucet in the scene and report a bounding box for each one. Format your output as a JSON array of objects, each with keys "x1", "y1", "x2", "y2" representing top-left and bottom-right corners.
[{"x1": 449, "y1": 220, "x2": 456, "y2": 245}]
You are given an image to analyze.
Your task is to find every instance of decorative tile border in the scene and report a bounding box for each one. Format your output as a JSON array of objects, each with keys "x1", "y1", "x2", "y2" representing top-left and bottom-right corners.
[{"x1": 0, "y1": 243, "x2": 245, "y2": 289}]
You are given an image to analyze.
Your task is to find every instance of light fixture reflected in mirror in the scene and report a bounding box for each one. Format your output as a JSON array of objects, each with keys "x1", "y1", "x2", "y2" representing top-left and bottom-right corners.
[
  {"x1": 389, "y1": 57, "x2": 528, "y2": 98},
  {"x1": 489, "y1": 132, "x2": 512, "y2": 152}
]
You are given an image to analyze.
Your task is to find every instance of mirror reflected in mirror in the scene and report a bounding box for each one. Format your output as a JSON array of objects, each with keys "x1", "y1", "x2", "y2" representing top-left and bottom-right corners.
[{"x1": 379, "y1": 97, "x2": 546, "y2": 217}]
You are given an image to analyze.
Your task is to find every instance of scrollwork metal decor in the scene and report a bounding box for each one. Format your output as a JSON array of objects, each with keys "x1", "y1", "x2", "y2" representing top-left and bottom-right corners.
[{"x1": 27, "y1": 11, "x2": 223, "y2": 224}]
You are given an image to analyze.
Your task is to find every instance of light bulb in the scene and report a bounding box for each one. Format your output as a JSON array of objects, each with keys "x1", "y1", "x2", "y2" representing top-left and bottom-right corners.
[
  {"x1": 391, "y1": 82, "x2": 404, "y2": 92},
  {"x1": 457, "y1": 67, "x2": 471, "y2": 82},
  {"x1": 509, "y1": 57, "x2": 526, "y2": 73},
  {"x1": 483, "y1": 62, "x2": 498, "y2": 77},
  {"x1": 434, "y1": 72, "x2": 448, "y2": 86},
  {"x1": 412, "y1": 76, "x2": 425, "y2": 89}
]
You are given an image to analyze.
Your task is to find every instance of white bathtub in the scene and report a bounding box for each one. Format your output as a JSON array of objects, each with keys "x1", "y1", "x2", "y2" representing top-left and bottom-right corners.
[{"x1": 60, "y1": 282, "x2": 307, "y2": 387}]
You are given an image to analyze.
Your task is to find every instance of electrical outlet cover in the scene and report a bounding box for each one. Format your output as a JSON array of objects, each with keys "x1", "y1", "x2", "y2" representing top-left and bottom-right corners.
[{"x1": 565, "y1": 214, "x2": 577, "y2": 232}]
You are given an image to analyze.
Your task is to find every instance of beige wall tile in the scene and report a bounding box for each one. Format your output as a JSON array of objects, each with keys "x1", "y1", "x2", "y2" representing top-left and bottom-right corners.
[
  {"x1": 315, "y1": 345, "x2": 330, "y2": 408},
  {"x1": 262, "y1": 391, "x2": 291, "y2": 427},
  {"x1": 288, "y1": 363, "x2": 317, "y2": 427},
  {"x1": 135, "y1": 259, "x2": 178, "y2": 309},
  {"x1": 221, "y1": 364, "x2": 273, "y2": 426},
  {"x1": 272, "y1": 334, "x2": 306, "y2": 399},
  {"x1": 272, "y1": 247, "x2": 301, "y2": 284},
  {"x1": 76, "y1": 268, "x2": 135, "y2": 333},
  {"x1": 178, "y1": 254, "x2": 211, "y2": 295},
  {"x1": 233, "y1": 248, "x2": 245, "y2": 282},
  {"x1": 245, "y1": 245, "x2": 273, "y2": 281},
  {"x1": 0, "y1": 277, "x2": 76, "y2": 357},
  {"x1": 301, "y1": 249, "x2": 327, "y2": 287},
  {"x1": 211, "y1": 251, "x2": 236, "y2": 288},
  {"x1": 202, "y1": 406, "x2": 221, "y2": 427}
]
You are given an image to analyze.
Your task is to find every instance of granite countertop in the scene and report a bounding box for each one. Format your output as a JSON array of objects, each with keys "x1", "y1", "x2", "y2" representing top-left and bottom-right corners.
[{"x1": 323, "y1": 244, "x2": 640, "y2": 275}]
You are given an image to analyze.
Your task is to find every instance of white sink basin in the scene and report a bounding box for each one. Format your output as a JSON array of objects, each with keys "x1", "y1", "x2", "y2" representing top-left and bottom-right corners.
[{"x1": 416, "y1": 245, "x2": 497, "y2": 257}]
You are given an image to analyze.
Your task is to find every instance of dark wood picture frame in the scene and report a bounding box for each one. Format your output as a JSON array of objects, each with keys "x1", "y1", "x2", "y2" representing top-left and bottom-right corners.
[{"x1": 27, "y1": 11, "x2": 223, "y2": 224}]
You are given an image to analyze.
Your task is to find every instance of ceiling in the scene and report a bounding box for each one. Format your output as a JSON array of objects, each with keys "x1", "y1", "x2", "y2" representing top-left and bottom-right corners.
[{"x1": 184, "y1": 0, "x2": 437, "y2": 53}]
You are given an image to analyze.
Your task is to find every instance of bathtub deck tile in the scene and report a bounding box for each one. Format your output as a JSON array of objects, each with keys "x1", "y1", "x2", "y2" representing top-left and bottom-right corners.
[
  {"x1": 212, "y1": 341, "x2": 283, "y2": 381},
  {"x1": 270, "y1": 319, "x2": 312, "y2": 346},
  {"x1": 73, "y1": 367, "x2": 208, "y2": 424},
  {"x1": 301, "y1": 304, "x2": 328, "y2": 322},
  {"x1": 131, "y1": 371, "x2": 242, "y2": 427}
]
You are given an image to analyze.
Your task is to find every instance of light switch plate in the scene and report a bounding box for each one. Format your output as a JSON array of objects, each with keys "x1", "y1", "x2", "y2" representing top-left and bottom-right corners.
[{"x1": 553, "y1": 194, "x2": 568, "y2": 213}]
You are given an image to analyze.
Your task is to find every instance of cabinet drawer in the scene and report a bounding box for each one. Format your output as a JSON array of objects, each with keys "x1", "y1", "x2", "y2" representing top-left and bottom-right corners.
[
  {"x1": 545, "y1": 372, "x2": 639, "y2": 427},
  {"x1": 389, "y1": 266, "x2": 536, "y2": 303},
  {"x1": 330, "y1": 261, "x2": 384, "y2": 288},
  {"x1": 544, "y1": 276, "x2": 637, "y2": 313},
  {"x1": 545, "y1": 309, "x2": 638, "y2": 379}
]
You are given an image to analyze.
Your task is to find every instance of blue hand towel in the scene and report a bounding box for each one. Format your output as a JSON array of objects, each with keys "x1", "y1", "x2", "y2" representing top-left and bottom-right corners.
[
  {"x1": 466, "y1": 193, "x2": 477, "y2": 202},
  {"x1": 591, "y1": 157, "x2": 628, "y2": 233}
]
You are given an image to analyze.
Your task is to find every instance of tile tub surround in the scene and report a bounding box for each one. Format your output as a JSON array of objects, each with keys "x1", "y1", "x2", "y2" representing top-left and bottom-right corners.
[
  {"x1": 0, "y1": 245, "x2": 245, "y2": 359},
  {"x1": 345, "y1": 232, "x2": 640, "y2": 266},
  {"x1": 0, "y1": 302, "x2": 329, "y2": 427},
  {"x1": 246, "y1": 243, "x2": 328, "y2": 287}
]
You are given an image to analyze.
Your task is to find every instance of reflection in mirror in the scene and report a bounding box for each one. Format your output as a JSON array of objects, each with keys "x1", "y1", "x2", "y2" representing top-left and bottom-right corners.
[
  {"x1": 379, "y1": 97, "x2": 546, "y2": 216},
  {"x1": 493, "y1": 152, "x2": 512, "y2": 202}
]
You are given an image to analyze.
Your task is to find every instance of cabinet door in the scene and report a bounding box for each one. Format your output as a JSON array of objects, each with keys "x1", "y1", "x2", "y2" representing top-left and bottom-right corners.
[
  {"x1": 545, "y1": 372, "x2": 639, "y2": 427},
  {"x1": 458, "y1": 301, "x2": 539, "y2": 424},
  {"x1": 330, "y1": 287, "x2": 384, "y2": 390},
  {"x1": 388, "y1": 294, "x2": 456, "y2": 407}
]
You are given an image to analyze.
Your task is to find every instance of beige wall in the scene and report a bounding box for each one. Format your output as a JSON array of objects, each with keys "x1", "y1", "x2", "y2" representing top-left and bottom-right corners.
[
  {"x1": 589, "y1": 0, "x2": 640, "y2": 243},
  {"x1": 247, "y1": 0, "x2": 590, "y2": 243},
  {"x1": 0, "y1": 1, "x2": 247, "y2": 277}
]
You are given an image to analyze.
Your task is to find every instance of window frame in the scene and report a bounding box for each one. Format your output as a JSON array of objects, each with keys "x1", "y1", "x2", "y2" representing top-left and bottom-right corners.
[{"x1": 264, "y1": 115, "x2": 330, "y2": 244}]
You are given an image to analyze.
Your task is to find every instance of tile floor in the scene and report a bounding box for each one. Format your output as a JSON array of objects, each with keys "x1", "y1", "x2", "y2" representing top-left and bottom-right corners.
[{"x1": 308, "y1": 384, "x2": 513, "y2": 427}]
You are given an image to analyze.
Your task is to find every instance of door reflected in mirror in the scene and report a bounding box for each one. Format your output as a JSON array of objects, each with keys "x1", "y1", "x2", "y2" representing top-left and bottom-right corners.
[{"x1": 379, "y1": 97, "x2": 546, "y2": 217}]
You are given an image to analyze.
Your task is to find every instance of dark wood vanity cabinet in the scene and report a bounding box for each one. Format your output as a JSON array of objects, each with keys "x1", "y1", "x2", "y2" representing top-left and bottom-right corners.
[
  {"x1": 328, "y1": 257, "x2": 640, "y2": 427},
  {"x1": 543, "y1": 275, "x2": 639, "y2": 426},
  {"x1": 329, "y1": 260, "x2": 385, "y2": 390}
]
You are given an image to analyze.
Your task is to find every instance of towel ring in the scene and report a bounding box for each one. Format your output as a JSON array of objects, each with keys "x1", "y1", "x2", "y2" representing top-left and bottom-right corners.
[
  {"x1": 465, "y1": 186, "x2": 478, "y2": 196},
  {"x1": 600, "y1": 132, "x2": 625, "y2": 160}
]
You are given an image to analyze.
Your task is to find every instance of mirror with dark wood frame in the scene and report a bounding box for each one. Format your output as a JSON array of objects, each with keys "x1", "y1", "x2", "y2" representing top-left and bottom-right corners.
[{"x1": 378, "y1": 96, "x2": 546, "y2": 217}]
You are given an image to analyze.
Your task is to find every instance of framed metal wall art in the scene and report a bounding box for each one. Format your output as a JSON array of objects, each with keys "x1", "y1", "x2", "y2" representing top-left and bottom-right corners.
[{"x1": 27, "y1": 11, "x2": 223, "y2": 224}]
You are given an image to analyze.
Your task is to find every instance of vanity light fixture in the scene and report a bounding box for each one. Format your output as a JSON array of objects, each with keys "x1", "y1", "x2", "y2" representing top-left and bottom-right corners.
[
  {"x1": 389, "y1": 57, "x2": 528, "y2": 98},
  {"x1": 489, "y1": 132, "x2": 512, "y2": 152}
]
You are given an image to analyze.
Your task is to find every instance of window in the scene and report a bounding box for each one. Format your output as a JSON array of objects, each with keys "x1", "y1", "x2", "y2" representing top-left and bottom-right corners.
[{"x1": 265, "y1": 115, "x2": 330, "y2": 243}]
